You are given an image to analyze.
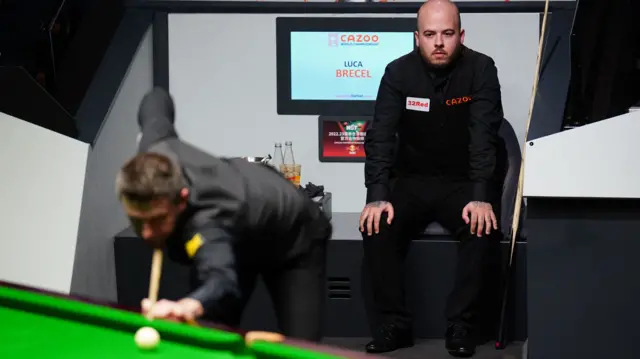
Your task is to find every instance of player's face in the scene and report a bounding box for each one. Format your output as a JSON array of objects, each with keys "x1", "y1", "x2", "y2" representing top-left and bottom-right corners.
[
  {"x1": 123, "y1": 197, "x2": 187, "y2": 248},
  {"x1": 415, "y1": 9, "x2": 464, "y2": 68}
]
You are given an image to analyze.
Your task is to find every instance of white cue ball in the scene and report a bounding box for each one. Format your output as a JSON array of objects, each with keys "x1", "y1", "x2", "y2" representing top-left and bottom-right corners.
[{"x1": 135, "y1": 326, "x2": 160, "y2": 350}]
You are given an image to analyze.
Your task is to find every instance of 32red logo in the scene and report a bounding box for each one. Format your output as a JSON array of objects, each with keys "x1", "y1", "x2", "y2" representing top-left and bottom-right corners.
[{"x1": 408, "y1": 100, "x2": 429, "y2": 108}]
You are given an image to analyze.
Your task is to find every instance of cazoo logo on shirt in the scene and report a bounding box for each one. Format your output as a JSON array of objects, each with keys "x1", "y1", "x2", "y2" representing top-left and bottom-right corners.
[
  {"x1": 328, "y1": 33, "x2": 380, "y2": 47},
  {"x1": 446, "y1": 96, "x2": 473, "y2": 106}
]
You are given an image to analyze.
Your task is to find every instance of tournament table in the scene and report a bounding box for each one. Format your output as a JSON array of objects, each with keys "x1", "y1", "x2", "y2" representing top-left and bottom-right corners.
[{"x1": 0, "y1": 281, "x2": 377, "y2": 358}]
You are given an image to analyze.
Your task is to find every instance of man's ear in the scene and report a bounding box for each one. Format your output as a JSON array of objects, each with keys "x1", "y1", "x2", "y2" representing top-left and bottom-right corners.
[
  {"x1": 176, "y1": 188, "x2": 189, "y2": 210},
  {"x1": 180, "y1": 187, "x2": 189, "y2": 200}
]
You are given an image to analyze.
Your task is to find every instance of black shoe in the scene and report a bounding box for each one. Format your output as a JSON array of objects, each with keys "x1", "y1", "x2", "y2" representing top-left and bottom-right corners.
[
  {"x1": 365, "y1": 324, "x2": 414, "y2": 353},
  {"x1": 445, "y1": 323, "x2": 476, "y2": 357}
]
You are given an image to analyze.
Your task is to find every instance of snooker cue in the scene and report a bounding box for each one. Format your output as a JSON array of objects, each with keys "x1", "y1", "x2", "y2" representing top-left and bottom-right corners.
[
  {"x1": 146, "y1": 249, "x2": 163, "y2": 320},
  {"x1": 495, "y1": 0, "x2": 550, "y2": 349},
  {"x1": 146, "y1": 248, "x2": 200, "y2": 327}
]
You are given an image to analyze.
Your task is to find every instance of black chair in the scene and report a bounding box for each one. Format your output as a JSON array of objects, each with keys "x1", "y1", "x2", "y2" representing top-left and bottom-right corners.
[
  {"x1": 494, "y1": 119, "x2": 528, "y2": 348},
  {"x1": 496, "y1": 118, "x2": 524, "y2": 239}
]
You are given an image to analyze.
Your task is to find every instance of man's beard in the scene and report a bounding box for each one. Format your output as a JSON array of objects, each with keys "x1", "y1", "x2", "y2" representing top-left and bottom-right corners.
[{"x1": 421, "y1": 43, "x2": 463, "y2": 69}]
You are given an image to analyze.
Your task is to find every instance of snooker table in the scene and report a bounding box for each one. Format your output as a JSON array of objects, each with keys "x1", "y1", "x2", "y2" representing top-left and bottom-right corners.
[{"x1": 0, "y1": 281, "x2": 380, "y2": 358}]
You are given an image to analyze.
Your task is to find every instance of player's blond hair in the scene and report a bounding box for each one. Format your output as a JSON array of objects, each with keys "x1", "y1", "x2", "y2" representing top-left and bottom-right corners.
[{"x1": 115, "y1": 152, "x2": 186, "y2": 204}]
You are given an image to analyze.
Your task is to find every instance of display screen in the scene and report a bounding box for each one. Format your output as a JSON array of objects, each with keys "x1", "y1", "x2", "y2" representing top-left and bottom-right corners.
[
  {"x1": 290, "y1": 32, "x2": 414, "y2": 101},
  {"x1": 319, "y1": 117, "x2": 371, "y2": 162}
]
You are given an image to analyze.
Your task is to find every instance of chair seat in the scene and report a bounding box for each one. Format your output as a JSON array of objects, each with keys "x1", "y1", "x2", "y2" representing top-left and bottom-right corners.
[{"x1": 423, "y1": 222, "x2": 452, "y2": 236}]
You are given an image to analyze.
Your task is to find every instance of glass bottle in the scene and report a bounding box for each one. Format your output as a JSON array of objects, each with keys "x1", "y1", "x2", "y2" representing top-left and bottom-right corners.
[
  {"x1": 283, "y1": 141, "x2": 300, "y2": 187},
  {"x1": 272, "y1": 143, "x2": 284, "y2": 171},
  {"x1": 283, "y1": 141, "x2": 295, "y2": 166}
]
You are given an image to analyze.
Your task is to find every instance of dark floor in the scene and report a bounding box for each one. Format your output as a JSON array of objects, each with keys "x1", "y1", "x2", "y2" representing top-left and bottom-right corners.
[{"x1": 322, "y1": 338, "x2": 524, "y2": 359}]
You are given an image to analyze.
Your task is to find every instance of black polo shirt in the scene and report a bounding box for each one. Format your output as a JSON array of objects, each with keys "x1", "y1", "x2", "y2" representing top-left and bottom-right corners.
[{"x1": 364, "y1": 46, "x2": 504, "y2": 203}]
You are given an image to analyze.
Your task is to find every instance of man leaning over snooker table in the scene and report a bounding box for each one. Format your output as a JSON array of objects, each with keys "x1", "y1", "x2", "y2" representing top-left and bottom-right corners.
[{"x1": 116, "y1": 87, "x2": 332, "y2": 342}]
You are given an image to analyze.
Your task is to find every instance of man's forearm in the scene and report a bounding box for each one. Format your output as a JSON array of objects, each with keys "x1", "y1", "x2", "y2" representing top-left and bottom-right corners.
[
  {"x1": 187, "y1": 276, "x2": 241, "y2": 313},
  {"x1": 364, "y1": 64, "x2": 404, "y2": 204},
  {"x1": 468, "y1": 58, "x2": 503, "y2": 202},
  {"x1": 472, "y1": 181, "x2": 489, "y2": 203},
  {"x1": 364, "y1": 140, "x2": 395, "y2": 203},
  {"x1": 366, "y1": 183, "x2": 389, "y2": 203},
  {"x1": 469, "y1": 148, "x2": 496, "y2": 202},
  {"x1": 188, "y1": 226, "x2": 241, "y2": 314}
]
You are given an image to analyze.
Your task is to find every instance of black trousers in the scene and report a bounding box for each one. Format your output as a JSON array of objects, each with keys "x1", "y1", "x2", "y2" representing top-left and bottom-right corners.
[
  {"x1": 363, "y1": 176, "x2": 501, "y2": 332},
  {"x1": 199, "y1": 209, "x2": 332, "y2": 342}
]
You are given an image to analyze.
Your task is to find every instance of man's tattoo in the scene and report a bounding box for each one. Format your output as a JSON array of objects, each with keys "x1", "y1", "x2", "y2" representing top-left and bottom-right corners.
[
  {"x1": 471, "y1": 201, "x2": 491, "y2": 209},
  {"x1": 368, "y1": 201, "x2": 388, "y2": 208}
]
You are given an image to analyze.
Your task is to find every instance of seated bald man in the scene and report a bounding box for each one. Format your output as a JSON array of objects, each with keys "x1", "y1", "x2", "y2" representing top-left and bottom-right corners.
[
  {"x1": 117, "y1": 88, "x2": 332, "y2": 342},
  {"x1": 360, "y1": 0, "x2": 504, "y2": 357}
]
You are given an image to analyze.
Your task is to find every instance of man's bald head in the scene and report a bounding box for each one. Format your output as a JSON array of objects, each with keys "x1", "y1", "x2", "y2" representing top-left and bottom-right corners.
[
  {"x1": 414, "y1": 0, "x2": 465, "y2": 68},
  {"x1": 417, "y1": 0, "x2": 461, "y2": 31}
]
